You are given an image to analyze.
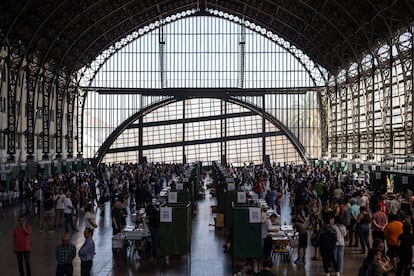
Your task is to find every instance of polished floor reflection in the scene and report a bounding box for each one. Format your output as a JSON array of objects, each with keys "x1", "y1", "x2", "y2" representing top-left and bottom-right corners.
[{"x1": 0, "y1": 192, "x2": 365, "y2": 275}]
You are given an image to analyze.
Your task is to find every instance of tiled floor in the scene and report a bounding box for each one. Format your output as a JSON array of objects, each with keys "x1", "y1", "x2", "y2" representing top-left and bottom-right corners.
[{"x1": 0, "y1": 191, "x2": 366, "y2": 276}]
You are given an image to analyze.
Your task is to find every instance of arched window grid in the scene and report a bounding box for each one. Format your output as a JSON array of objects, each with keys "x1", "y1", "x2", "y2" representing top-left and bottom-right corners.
[
  {"x1": 78, "y1": 9, "x2": 328, "y2": 88},
  {"x1": 83, "y1": 14, "x2": 323, "y2": 163}
]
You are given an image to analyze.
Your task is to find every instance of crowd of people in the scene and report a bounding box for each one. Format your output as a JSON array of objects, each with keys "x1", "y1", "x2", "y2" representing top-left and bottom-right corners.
[
  {"x1": 232, "y1": 162, "x2": 414, "y2": 276},
  {"x1": 9, "y1": 162, "x2": 192, "y2": 275},
  {"x1": 5, "y1": 160, "x2": 414, "y2": 275}
]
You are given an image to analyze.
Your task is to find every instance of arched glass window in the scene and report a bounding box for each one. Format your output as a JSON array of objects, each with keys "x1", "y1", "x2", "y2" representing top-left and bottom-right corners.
[{"x1": 82, "y1": 13, "x2": 325, "y2": 164}]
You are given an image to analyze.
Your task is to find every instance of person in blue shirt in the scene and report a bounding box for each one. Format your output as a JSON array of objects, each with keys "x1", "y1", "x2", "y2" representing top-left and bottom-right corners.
[{"x1": 78, "y1": 227, "x2": 95, "y2": 276}]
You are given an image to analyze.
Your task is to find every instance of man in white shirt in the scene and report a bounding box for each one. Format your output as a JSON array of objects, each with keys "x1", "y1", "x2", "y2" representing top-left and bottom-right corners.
[
  {"x1": 262, "y1": 213, "x2": 278, "y2": 259},
  {"x1": 55, "y1": 189, "x2": 66, "y2": 228},
  {"x1": 63, "y1": 191, "x2": 78, "y2": 233}
]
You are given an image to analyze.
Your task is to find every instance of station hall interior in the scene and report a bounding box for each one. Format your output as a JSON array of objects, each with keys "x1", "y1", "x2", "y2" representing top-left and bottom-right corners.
[{"x1": 1, "y1": 1, "x2": 414, "y2": 275}]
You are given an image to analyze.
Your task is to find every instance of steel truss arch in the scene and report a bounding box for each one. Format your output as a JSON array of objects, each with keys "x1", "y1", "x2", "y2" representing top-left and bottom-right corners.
[{"x1": 92, "y1": 95, "x2": 309, "y2": 166}]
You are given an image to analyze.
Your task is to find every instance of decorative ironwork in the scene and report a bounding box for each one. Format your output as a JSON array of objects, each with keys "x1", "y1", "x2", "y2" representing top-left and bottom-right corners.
[
  {"x1": 66, "y1": 81, "x2": 75, "y2": 158},
  {"x1": 41, "y1": 66, "x2": 53, "y2": 159},
  {"x1": 77, "y1": 87, "x2": 87, "y2": 157},
  {"x1": 55, "y1": 73, "x2": 65, "y2": 158},
  {"x1": 351, "y1": 72, "x2": 360, "y2": 155},
  {"x1": 25, "y1": 55, "x2": 37, "y2": 159},
  {"x1": 7, "y1": 45, "x2": 22, "y2": 161}
]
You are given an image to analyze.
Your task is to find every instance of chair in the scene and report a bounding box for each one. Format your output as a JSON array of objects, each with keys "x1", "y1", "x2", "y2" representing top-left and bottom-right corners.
[
  {"x1": 213, "y1": 213, "x2": 224, "y2": 229},
  {"x1": 271, "y1": 239, "x2": 290, "y2": 263}
]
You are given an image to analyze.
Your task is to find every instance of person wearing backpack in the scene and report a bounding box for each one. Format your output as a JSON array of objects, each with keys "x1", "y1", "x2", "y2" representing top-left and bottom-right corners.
[{"x1": 319, "y1": 211, "x2": 339, "y2": 276}]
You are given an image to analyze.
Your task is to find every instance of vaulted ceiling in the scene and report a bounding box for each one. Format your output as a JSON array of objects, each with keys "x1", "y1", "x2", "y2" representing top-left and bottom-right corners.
[{"x1": 1, "y1": 0, "x2": 413, "y2": 76}]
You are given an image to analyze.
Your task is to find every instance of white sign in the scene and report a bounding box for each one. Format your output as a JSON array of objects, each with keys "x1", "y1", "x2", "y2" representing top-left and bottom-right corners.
[
  {"x1": 176, "y1": 183, "x2": 184, "y2": 190},
  {"x1": 402, "y1": 176, "x2": 409, "y2": 185},
  {"x1": 249, "y1": 207, "x2": 261, "y2": 223},
  {"x1": 372, "y1": 165, "x2": 376, "y2": 171},
  {"x1": 160, "y1": 207, "x2": 173, "y2": 222},
  {"x1": 237, "y1": 192, "x2": 246, "y2": 203},
  {"x1": 168, "y1": 191, "x2": 177, "y2": 203},
  {"x1": 227, "y1": 182, "x2": 235, "y2": 191}
]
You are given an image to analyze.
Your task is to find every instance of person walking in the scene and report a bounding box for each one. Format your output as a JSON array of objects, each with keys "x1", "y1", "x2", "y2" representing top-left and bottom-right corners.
[
  {"x1": 55, "y1": 233, "x2": 76, "y2": 276},
  {"x1": 13, "y1": 215, "x2": 32, "y2": 276},
  {"x1": 78, "y1": 227, "x2": 95, "y2": 276}
]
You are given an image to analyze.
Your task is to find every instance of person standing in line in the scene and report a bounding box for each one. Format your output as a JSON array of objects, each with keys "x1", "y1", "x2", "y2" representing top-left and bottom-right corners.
[
  {"x1": 63, "y1": 191, "x2": 78, "y2": 233},
  {"x1": 13, "y1": 215, "x2": 32, "y2": 276},
  {"x1": 55, "y1": 233, "x2": 76, "y2": 276},
  {"x1": 78, "y1": 227, "x2": 95, "y2": 276}
]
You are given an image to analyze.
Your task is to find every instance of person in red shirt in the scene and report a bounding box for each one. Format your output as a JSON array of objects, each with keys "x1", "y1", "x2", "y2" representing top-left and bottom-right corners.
[
  {"x1": 13, "y1": 215, "x2": 32, "y2": 276},
  {"x1": 378, "y1": 195, "x2": 387, "y2": 214}
]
